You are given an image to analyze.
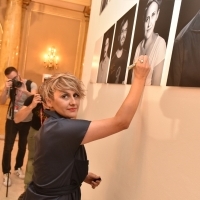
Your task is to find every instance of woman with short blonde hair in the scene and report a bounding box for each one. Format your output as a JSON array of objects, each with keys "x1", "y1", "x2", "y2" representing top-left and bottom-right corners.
[{"x1": 24, "y1": 55, "x2": 150, "y2": 200}]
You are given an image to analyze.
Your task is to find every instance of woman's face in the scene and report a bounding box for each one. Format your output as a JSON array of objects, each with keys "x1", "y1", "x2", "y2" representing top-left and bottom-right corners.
[
  {"x1": 47, "y1": 90, "x2": 81, "y2": 118},
  {"x1": 119, "y1": 20, "x2": 128, "y2": 47},
  {"x1": 144, "y1": 2, "x2": 159, "y2": 40},
  {"x1": 103, "y1": 38, "x2": 109, "y2": 58}
]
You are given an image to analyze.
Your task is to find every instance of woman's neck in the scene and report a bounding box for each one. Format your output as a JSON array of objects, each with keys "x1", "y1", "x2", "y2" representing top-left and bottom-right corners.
[
  {"x1": 116, "y1": 48, "x2": 123, "y2": 58},
  {"x1": 143, "y1": 33, "x2": 157, "y2": 54}
]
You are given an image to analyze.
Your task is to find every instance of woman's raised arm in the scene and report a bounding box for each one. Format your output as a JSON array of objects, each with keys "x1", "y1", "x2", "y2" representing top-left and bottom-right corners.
[{"x1": 81, "y1": 55, "x2": 150, "y2": 144}]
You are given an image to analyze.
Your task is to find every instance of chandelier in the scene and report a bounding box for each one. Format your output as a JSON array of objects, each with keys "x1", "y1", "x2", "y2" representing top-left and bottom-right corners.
[{"x1": 43, "y1": 46, "x2": 59, "y2": 69}]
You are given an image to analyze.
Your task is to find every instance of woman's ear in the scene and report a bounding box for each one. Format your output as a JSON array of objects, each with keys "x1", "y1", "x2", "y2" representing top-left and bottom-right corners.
[{"x1": 45, "y1": 98, "x2": 53, "y2": 108}]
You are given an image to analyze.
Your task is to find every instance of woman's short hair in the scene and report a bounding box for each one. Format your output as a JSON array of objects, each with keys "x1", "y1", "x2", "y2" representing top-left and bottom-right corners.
[
  {"x1": 39, "y1": 73, "x2": 85, "y2": 102},
  {"x1": 144, "y1": 0, "x2": 162, "y2": 21},
  {"x1": 146, "y1": 0, "x2": 162, "y2": 10}
]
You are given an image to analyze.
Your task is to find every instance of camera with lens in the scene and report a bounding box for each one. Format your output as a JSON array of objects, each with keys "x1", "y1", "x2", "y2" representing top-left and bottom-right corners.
[{"x1": 12, "y1": 79, "x2": 23, "y2": 88}]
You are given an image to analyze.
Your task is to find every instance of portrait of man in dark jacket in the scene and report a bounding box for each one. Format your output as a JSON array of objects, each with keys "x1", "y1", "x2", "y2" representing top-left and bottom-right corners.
[{"x1": 167, "y1": 0, "x2": 200, "y2": 87}]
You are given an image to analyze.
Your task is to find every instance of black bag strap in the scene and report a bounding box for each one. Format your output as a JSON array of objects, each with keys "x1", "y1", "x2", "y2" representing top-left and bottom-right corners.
[
  {"x1": 26, "y1": 79, "x2": 32, "y2": 92},
  {"x1": 8, "y1": 80, "x2": 32, "y2": 117},
  {"x1": 8, "y1": 88, "x2": 16, "y2": 120}
]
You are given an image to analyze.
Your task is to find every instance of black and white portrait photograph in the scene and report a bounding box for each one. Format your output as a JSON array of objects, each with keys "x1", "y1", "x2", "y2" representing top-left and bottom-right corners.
[
  {"x1": 90, "y1": 36, "x2": 103, "y2": 83},
  {"x1": 167, "y1": 0, "x2": 200, "y2": 87},
  {"x1": 107, "y1": 5, "x2": 136, "y2": 84},
  {"x1": 127, "y1": 0, "x2": 175, "y2": 86},
  {"x1": 97, "y1": 24, "x2": 115, "y2": 83},
  {"x1": 100, "y1": 0, "x2": 108, "y2": 15}
]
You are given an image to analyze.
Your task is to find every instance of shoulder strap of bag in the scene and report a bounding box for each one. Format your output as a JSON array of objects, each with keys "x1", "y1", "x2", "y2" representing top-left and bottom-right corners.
[{"x1": 26, "y1": 80, "x2": 32, "y2": 92}]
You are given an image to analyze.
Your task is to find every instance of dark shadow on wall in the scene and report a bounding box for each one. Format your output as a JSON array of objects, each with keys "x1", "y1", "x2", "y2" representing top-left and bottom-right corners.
[{"x1": 160, "y1": 87, "x2": 200, "y2": 139}]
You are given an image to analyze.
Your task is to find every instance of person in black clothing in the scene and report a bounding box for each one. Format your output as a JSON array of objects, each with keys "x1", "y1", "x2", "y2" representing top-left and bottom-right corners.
[
  {"x1": 0, "y1": 66, "x2": 37, "y2": 187},
  {"x1": 14, "y1": 94, "x2": 46, "y2": 200}
]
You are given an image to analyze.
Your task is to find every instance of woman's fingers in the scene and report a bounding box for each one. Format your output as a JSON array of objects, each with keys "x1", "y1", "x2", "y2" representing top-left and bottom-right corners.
[{"x1": 133, "y1": 55, "x2": 150, "y2": 79}]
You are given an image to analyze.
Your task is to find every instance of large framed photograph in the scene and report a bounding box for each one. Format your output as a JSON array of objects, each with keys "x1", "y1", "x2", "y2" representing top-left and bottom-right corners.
[
  {"x1": 128, "y1": 0, "x2": 175, "y2": 86},
  {"x1": 96, "y1": 24, "x2": 115, "y2": 83},
  {"x1": 107, "y1": 5, "x2": 136, "y2": 84},
  {"x1": 167, "y1": 0, "x2": 200, "y2": 87}
]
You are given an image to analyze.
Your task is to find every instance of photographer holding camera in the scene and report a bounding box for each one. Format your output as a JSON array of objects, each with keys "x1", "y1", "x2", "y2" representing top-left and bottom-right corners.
[{"x1": 0, "y1": 66, "x2": 37, "y2": 187}]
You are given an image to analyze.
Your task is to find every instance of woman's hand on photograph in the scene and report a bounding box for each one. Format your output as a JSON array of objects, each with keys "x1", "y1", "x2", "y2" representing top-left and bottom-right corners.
[{"x1": 133, "y1": 55, "x2": 150, "y2": 81}]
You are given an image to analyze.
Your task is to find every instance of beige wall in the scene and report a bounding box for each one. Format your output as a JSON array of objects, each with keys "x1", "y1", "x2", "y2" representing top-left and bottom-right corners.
[{"x1": 80, "y1": 0, "x2": 200, "y2": 199}]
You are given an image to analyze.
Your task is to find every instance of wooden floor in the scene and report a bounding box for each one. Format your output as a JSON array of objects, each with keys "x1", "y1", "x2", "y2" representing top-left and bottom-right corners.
[{"x1": 0, "y1": 139, "x2": 28, "y2": 200}]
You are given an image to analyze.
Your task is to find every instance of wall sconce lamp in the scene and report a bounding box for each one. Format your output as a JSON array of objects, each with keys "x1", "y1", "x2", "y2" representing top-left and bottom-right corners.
[{"x1": 43, "y1": 46, "x2": 59, "y2": 69}]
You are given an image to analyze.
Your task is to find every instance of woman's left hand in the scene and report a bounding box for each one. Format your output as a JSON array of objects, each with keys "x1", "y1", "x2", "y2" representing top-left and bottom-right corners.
[{"x1": 84, "y1": 172, "x2": 102, "y2": 189}]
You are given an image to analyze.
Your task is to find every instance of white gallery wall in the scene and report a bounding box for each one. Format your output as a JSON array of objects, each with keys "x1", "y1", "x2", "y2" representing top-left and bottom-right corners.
[{"x1": 79, "y1": 0, "x2": 200, "y2": 199}]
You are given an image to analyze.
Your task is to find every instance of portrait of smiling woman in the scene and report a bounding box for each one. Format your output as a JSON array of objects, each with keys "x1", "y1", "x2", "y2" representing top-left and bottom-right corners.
[
  {"x1": 135, "y1": 0, "x2": 166, "y2": 85},
  {"x1": 128, "y1": 0, "x2": 175, "y2": 86}
]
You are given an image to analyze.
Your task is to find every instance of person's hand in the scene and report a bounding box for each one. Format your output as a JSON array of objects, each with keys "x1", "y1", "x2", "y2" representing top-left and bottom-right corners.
[
  {"x1": 133, "y1": 55, "x2": 150, "y2": 80},
  {"x1": 5, "y1": 80, "x2": 12, "y2": 90},
  {"x1": 29, "y1": 94, "x2": 42, "y2": 109},
  {"x1": 84, "y1": 172, "x2": 102, "y2": 189}
]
